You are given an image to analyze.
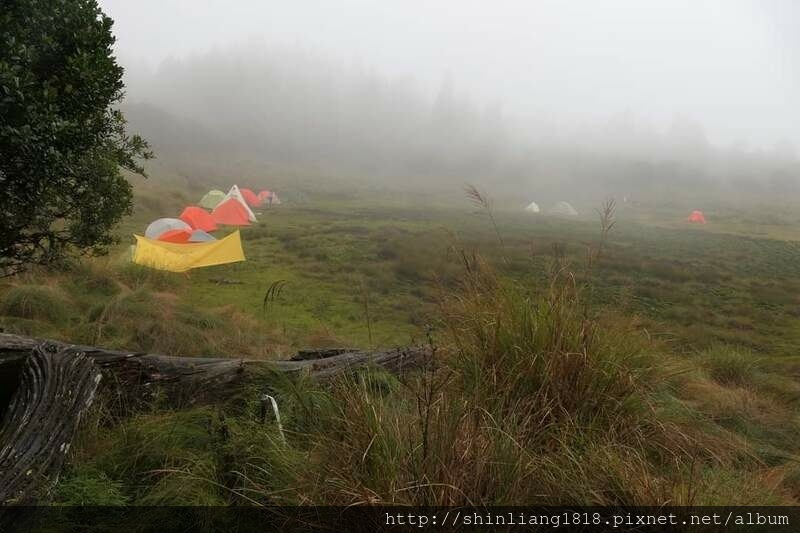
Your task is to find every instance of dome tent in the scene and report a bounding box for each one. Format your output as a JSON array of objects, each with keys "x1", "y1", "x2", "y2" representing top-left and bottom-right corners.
[
  {"x1": 240, "y1": 187, "x2": 261, "y2": 208},
  {"x1": 525, "y1": 202, "x2": 540, "y2": 213},
  {"x1": 179, "y1": 206, "x2": 218, "y2": 232},
  {"x1": 258, "y1": 190, "x2": 278, "y2": 205},
  {"x1": 548, "y1": 201, "x2": 578, "y2": 216},
  {"x1": 158, "y1": 228, "x2": 192, "y2": 243},
  {"x1": 688, "y1": 210, "x2": 707, "y2": 223},
  {"x1": 145, "y1": 218, "x2": 191, "y2": 240},
  {"x1": 188, "y1": 229, "x2": 216, "y2": 242},
  {"x1": 212, "y1": 198, "x2": 252, "y2": 226},
  {"x1": 199, "y1": 190, "x2": 226, "y2": 210},
  {"x1": 222, "y1": 185, "x2": 257, "y2": 222}
]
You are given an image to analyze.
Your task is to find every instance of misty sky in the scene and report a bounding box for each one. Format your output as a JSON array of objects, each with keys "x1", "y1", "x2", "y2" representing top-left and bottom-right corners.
[{"x1": 98, "y1": 0, "x2": 799, "y2": 150}]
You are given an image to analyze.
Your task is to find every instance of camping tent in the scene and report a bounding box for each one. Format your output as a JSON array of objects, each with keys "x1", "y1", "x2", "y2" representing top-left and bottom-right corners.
[
  {"x1": 258, "y1": 190, "x2": 281, "y2": 206},
  {"x1": 132, "y1": 231, "x2": 245, "y2": 272},
  {"x1": 240, "y1": 188, "x2": 261, "y2": 208},
  {"x1": 688, "y1": 210, "x2": 707, "y2": 223},
  {"x1": 258, "y1": 190, "x2": 271, "y2": 205},
  {"x1": 188, "y1": 229, "x2": 216, "y2": 242},
  {"x1": 212, "y1": 198, "x2": 252, "y2": 226},
  {"x1": 179, "y1": 206, "x2": 218, "y2": 232},
  {"x1": 145, "y1": 218, "x2": 191, "y2": 240},
  {"x1": 525, "y1": 202, "x2": 540, "y2": 213},
  {"x1": 549, "y1": 201, "x2": 578, "y2": 216},
  {"x1": 199, "y1": 190, "x2": 226, "y2": 210},
  {"x1": 223, "y1": 185, "x2": 257, "y2": 221},
  {"x1": 158, "y1": 228, "x2": 192, "y2": 243}
]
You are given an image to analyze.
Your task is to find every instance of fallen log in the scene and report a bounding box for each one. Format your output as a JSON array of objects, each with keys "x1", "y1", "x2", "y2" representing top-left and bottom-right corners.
[
  {"x1": 0, "y1": 333, "x2": 429, "y2": 392},
  {"x1": 0, "y1": 346, "x2": 101, "y2": 505},
  {"x1": 0, "y1": 332, "x2": 430, "y2": 503}
]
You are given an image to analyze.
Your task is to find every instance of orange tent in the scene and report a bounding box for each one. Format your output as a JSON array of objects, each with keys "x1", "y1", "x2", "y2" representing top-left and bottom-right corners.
[
  {"x1": 688, "y1": 210, "x2": 707, "y2": 223},
  {"x1": 212, "y1": 198, "x2": 252, "y2": 226},
  {"x1": 240, "y1": 188, "x2": 261, "y2": 207},
  {"x1": 158, "y1": 228, "x2": 193, "y2": 243},
  {"x1": 179, "y1": 206, "x2": 218, "y2": 232}
]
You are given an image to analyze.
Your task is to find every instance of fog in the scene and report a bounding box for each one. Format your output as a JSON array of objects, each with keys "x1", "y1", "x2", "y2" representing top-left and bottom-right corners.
[{"x1": 99, "y1": 0, "x2": 800, "y2": 201}]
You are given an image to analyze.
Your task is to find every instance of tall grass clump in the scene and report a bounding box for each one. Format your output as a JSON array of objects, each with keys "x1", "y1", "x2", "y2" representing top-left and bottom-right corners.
[
  {"x1": 443, "y1": 255, "x2": 655, "y2": 433},
  {"x1": 0, "y1": 284, "x2": 70, "y2": 324},
  {"x1": 699, "y1": 344, "x2": 760, "y2": 387},
  {"x1": 426, "y1": 255, "x2": 687, "y2": 504},
  {"x1": 52, "y1": 469, "x2": 129, "y2": 505},
  {"x1": 63, "y1": 259, "x2": 124, "y2": 297}
]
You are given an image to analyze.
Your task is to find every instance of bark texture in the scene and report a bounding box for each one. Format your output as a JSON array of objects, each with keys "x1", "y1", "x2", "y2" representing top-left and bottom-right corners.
[{"x1": 0, "y1": 346, "x2": 101, "y2": 504}]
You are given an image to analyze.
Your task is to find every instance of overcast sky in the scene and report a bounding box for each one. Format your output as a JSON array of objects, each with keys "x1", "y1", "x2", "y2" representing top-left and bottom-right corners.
[{"x1": 98, "y1": 0, "x2": 799, "y2": 150}]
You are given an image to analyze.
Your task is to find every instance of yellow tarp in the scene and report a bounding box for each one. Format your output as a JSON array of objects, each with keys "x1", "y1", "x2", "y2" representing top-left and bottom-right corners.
[{"x1": 132, "y1": 231, "x2": 245, "y2": 272}]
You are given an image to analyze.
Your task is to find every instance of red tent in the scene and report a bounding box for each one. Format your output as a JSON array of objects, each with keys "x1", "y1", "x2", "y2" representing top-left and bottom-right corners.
[
  {"x1": 687, "y1": 210, "x2": 707, "y2": 224},
  {"x1": 179, "y1": 206, "x2": 218, "y2": 232},
  {"x1": 258, "y1": 190, "x2": 271, "y2": 201},
  {"x1": 240, "y1": 188, "x2": 261, "y2": 208},
  {"x1": 212, "y1": 198, "x2": 252, "y2": 226},
  {"x1": 157, "y1": 228, "x2": 192, "y2": 243}
]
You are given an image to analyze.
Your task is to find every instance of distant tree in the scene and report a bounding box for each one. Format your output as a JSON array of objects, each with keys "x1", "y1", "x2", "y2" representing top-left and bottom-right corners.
[{"x1": 0, "y1": 0, "x2": 151, "y2": 275}]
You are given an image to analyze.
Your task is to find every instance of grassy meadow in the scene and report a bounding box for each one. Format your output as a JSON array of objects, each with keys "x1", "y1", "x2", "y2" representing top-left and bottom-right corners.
[{"x1": 3, "y1": 174, "x2": 800, "y2": 506}]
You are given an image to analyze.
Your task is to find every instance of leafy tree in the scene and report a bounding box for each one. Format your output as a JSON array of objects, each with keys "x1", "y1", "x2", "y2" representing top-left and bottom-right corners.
[{"x1": 0, "y1": 0, "x2": 151, "y2": 275}]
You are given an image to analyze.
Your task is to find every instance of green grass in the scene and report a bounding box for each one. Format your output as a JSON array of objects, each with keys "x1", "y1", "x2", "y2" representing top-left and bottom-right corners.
[
  {"x1": 49, "y1": 252, "x2": 784, "y2": 506},
  {"x1": 57, "y1": 180, "x2": 800, "y2": 356},
  {"x1": 700, "y1": 345, "x2": 761, "y2": 387},
  {"x1": 5, "y1": 180, "x2": 800, "y2": 506}
]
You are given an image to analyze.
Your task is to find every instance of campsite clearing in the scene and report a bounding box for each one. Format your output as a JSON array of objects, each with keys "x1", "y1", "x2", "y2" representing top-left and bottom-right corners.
[{"x1": 7, "y1": 191, "x2": 800, "y2": 353}]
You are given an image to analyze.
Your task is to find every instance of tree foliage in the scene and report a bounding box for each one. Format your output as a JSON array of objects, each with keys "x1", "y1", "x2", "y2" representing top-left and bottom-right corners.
[{"x1": 0, "y1": 0, "x2": 151, "y2": 274}]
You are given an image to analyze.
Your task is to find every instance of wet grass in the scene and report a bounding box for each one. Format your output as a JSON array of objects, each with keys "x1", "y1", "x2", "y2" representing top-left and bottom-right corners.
[{"x1": 4, "y1": 185, "x2": 800, "y2": 506}]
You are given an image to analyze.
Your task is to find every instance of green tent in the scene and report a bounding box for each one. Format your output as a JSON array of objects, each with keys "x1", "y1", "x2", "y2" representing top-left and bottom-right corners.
[{"x1": 199, "y1": 189, "x2": 226, "y2": 210}]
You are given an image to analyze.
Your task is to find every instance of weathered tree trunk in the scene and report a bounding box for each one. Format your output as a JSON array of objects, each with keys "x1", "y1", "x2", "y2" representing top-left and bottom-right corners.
[
  {"x1": 0, "y1": 333, "x2": 428, "y2": 392},
  {"x1": 0, "y1": 332, "x2": 430, "y2": 503},
  {"x1": 0, "y1": 347, "x2": 101, "y2": 504}
]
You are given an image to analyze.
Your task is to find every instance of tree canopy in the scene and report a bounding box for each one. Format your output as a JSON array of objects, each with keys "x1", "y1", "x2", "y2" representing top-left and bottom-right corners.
[{"x1": 0, "y1": 0, "x2": 151, "y2": 274}]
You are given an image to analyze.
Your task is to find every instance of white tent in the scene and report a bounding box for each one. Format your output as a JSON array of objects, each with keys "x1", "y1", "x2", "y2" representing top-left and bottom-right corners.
[
  {"x1": 525, "y1": 201, "x2": 540, "y2": 213},
  {"x1": 548, "y1": 201, "x2": 578, "y2": 216},
  {"x1": 144, "y1": 218, "x2": 191, "y2": 240},
  {"x1": 224, "y1": 185, "x2": 257, "y2": 222}
]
